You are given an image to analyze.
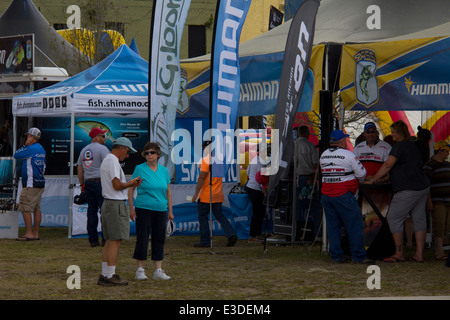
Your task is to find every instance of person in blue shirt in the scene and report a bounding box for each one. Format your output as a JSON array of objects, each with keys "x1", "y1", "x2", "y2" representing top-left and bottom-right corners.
[
  {"x1": 14, "y1": 127, "x2": 46, "y2": 241},
  {"x1": 128, "y1": 142, "x2": 173, "y2": 281}
]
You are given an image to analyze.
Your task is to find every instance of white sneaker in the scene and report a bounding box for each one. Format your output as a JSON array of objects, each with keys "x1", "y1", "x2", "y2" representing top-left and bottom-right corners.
[
  {"x1": 135, "y1": 268, "x2": 148, "y2": 280},
  {"x1": 153, "y1": 269, "x2": 171, "y2": 280}
]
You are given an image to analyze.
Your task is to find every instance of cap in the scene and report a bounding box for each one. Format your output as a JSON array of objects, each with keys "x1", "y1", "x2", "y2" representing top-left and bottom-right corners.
[
  {"x1": 89, "y1": 127, "x2": 107, "y2": 138},
  {"x1": 113, "y1": 137, "x2": 137, "y2": 153},
  {"x1": 25, "y1": 127, "x2": 41, "y2": 139},
  {"x1": 433, "y1": 140, "x2": 450, "y2": 151},
  {"x1": 364, "y1": 122, "x2": 377, "y2": 132},
  {"x1": 330, "y1": 129, "x2": 349, "y2": 143}
]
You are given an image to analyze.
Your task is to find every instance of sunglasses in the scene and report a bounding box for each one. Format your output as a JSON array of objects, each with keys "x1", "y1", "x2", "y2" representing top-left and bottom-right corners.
[
  {"x1": 365, "y1": 130, "x2": 378, "y2": 134},
  {"x1": 98, "y1": 135, "x2": 105, "y2": 138},
  {"x1": 144, "y1": 150, "x2": 157, "y2": 155}
]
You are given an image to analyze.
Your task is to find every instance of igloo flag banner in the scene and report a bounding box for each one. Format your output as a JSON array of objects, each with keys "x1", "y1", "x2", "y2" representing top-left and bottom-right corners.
[
  {"x1": 209, "y1": 0, "x2": 252, "y2": 178},
  {"x1": 149, "y1": 0, "x2": 191, "y2": 178},
  {"x1": 267, "y1": 0, "x2": 320, "y2": 205}
]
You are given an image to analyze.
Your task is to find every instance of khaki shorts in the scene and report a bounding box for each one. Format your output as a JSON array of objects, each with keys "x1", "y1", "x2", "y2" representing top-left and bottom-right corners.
[
  {"x1": 18, "y1": 188, "x2": 44, "y2": 213},
  {"x1": 432, "y1": 204, "x2": 450, "y2": 242},
  {"x1": 101, "y1": 199, "x2": 130, "y2": 241}
]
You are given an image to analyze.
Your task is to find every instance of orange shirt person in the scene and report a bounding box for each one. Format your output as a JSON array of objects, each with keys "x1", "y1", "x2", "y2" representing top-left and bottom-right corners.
[{"x1": 191, "y1": 140, "x2": 237, "y2": 247}]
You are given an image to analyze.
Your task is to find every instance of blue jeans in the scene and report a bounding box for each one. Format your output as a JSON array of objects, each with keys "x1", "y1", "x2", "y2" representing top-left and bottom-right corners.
[
  {"x1": 246, "y1": 187, "x2": 265, "y2": 237},
  {"x1": 85, "y1": 181, "x2": 104, "y2": 244},
  {"x1": 198, "y1": 202, "x2": 236, "y2": 245},
  {"x1": 321, "y1": 192, "x2": 366, "y2": 262},
  {"x1": 296, "y1": 175, "x2": 322, "y2": 237}
]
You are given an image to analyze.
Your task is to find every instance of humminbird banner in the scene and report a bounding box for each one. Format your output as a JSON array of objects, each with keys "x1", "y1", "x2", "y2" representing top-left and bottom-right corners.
[
  {"x1": 210, "y1": 0, "x2": 252, "y2": 178},
  {"x1": 340, "y1": 36, "x2": 450, "y2": 111},
  {"x1": 150, "y1": 0, "x2": 191, "y2": 178},
  {"x1": 267, "y1": 0, "x2": 320, "y2": 204}
]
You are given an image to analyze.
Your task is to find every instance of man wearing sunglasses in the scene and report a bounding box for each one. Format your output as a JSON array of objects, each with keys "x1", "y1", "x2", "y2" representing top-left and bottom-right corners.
[
  {"x1": 77, "y1": 127, "x2": 110, "y2": 247},
  {"x1": 353, "y1": 122, "x2": 392, "y2": 179}
]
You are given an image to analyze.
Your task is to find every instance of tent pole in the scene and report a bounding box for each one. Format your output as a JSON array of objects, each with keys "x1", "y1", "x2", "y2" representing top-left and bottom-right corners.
[
  {"x1": 68, "y1": 112, "x2": 75, "y2": 239},
  {"x1": 12, "y1": 115, "x2": 17, "y2": 205},
  {"x1": 321, "y1": 45, "x2": 329, "y2": 255}
]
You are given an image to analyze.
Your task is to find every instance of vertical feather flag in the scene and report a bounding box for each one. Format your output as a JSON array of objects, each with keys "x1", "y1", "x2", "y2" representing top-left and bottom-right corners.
[
  {"x1": 267, "y1": 0, "x2": 320, "y2": 205},
  {"x1": 209, "y1": 0, "x2": 252, "y2": 178},
  {"x1": 149, "y1": 0, "x2": 191, "y2": 178}
]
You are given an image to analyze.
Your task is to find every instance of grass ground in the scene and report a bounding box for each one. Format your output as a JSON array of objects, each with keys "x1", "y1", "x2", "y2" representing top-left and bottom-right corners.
[{"x1": 0, "y1": 228, "x2": 449, "y2": 301}]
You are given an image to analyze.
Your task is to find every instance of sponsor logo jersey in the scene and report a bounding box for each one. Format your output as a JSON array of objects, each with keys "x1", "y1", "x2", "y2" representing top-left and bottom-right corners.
[
  {"x1": 14, "y1": 143, "x2": 46, "y2": 188},
  {"x1": 320, "y1": 147, "x2": 367, "y2": 197},
  {"x1": 353, "y1": 140, "x2": 392, "y2": 176}
]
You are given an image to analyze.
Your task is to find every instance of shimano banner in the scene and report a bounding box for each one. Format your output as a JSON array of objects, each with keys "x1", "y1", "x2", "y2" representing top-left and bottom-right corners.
[
  {"x1": 149, "y1": 0, "x2": 191, "y2": 178},
  {"x1": 267, "y1": 0, "x2": 320, "y2": 205},
  {"x1": 210, "y1": 0, "x2": 252, "y2": 178}
]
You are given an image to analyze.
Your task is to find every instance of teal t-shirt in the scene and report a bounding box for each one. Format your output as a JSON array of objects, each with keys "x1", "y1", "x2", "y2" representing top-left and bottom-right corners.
[{"x1": 132, "y1": 163, "x2": 170, "y2": 212}]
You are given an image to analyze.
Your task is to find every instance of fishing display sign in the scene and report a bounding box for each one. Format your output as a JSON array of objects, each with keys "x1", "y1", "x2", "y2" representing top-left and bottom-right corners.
[
  {"x1": 0, "y1": 34, "x2": 34, "y2": 75},
  {"x1": 38, "y1": 117, "x2": 148, "y2": 175}
]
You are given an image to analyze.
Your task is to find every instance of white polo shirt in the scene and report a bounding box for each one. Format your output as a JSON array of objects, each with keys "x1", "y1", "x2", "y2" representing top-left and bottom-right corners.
[{"x1": 100, "y1": 153, "x2": 127, "y2": 200}]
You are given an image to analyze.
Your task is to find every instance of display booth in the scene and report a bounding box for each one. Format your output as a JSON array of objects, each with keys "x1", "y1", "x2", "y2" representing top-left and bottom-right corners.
[{"x1": 12, "y1": 45, "x2": 256, "y2": 239}]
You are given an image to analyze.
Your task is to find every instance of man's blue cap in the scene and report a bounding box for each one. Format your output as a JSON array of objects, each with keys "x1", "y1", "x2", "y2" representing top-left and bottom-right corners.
[
  {"x1": 330, "y1": 129, "x2": 349, "y2": 143},
  {"x1": 364, "y1": 122, "x2": 377, "y2": 132}
]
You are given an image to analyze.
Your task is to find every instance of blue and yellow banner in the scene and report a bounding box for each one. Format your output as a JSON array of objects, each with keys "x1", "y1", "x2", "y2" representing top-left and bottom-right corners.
[
  {"x1": 177, "y1": 44, "x2": 324, "y2": 119},
  {"x1": 340, "y1": 36, "x2": 450, "y2": 111}
]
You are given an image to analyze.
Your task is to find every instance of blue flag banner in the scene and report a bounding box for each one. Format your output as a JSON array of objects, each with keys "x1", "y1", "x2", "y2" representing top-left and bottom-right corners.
[{"x1": 210, "y1": 0, "x2": 252, "y2": 178}]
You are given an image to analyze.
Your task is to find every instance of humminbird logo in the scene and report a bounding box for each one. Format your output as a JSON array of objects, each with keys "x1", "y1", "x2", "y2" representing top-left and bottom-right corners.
[
  {"x1": 155, "y1": 0, "x2": 184, "y2": 97},
  {"x1": 405, "y1": 77, "x2": 450, "y2": 96}
]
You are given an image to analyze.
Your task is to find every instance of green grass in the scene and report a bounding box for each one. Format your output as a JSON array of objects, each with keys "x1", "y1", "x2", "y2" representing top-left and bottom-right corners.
[{"x1": 0, "y1": 228, "x2": 449, "y2": 300}]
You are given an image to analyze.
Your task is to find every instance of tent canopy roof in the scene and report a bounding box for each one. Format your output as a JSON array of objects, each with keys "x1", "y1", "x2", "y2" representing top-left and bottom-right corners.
[
  {"x1": 184, "y1": 0, "x2": 450, "y2": 62},
  {"x1": 12, "y1": 45, "x2": 149, "y2": 118}
]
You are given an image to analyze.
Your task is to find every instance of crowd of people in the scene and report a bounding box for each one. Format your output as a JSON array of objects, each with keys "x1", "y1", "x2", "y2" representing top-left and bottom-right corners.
[
  {"x1": 315, "y1": 120, "x2": 449, "y2": 266},
  {"x1": 12, "y1": 120, "x2": 450, "y2": 287},
  {"x1": 13, "y1": 126, "x2": 239, "y2": 286}
]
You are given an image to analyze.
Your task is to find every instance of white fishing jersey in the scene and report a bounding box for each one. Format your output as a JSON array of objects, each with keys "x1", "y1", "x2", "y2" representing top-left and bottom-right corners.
[
  {"x1": 353, "y1": 140, "x2": 392, "y2": 176},
  {"x1": 320, "y1": 147, "x2": 367, "y2": 197}
]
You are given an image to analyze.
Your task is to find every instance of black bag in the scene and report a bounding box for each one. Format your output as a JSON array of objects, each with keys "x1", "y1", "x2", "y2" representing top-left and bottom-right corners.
[{"x1": 74, "y1": 192, "x2": 87, "y2": 205}]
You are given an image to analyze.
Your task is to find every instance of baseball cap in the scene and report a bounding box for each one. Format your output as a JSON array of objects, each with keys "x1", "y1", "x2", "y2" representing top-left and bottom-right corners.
[
  {"x1": 330, "y1": 129, "x2": 349, "y2": 143},
  {"x1": 25, "y1": 127, "x2": 41, "y2": 139},
  {"x1": 364, "y1": 122, "x2": 377, "y2": 132},
  {"x1": 433, "y1": 140, "x2": 450, "y2": 151},
  {"x1": 113, "y1": 137, "x2": 137, "y2": 153},
  {"x1": 89, "y1": 127, "x2": 107, "y2": 138}
]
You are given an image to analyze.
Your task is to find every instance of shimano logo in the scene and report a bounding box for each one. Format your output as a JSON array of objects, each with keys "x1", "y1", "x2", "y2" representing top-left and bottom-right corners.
[{"x1": 95, "y1": 84, "x2": 148, "y2": 93}]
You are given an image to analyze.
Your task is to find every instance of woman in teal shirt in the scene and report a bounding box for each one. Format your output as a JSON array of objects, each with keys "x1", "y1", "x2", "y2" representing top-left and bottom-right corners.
[{"x1": 128, "y1": 142, "x2": 173, "y2": 280}]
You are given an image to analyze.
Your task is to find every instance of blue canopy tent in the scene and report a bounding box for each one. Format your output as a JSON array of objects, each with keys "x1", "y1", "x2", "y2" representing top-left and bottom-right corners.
[{"x1": 12, "y1": 44, "x2": 149, "y2": 237}]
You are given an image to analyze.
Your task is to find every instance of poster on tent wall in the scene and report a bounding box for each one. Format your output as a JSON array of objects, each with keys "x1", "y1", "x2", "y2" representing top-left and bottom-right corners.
[
  {"x1": 0, "y1": 34, "x2": 34, "y2": 75},
  {"x1": 149, "y1": 0, "x2": 191, "y2": 180},
  {"x1": 340, "y1": 36, "x2": 450, "y2": 111},
  {"x1": 37, "y1": 117, "x2": 148, "y2": 175},
  {"x1": 267, "y1": 0, "x2": 320, "y2": 206},
  {"x1": 210, "y1": 0, "x2": 252, "y2": 178}
]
